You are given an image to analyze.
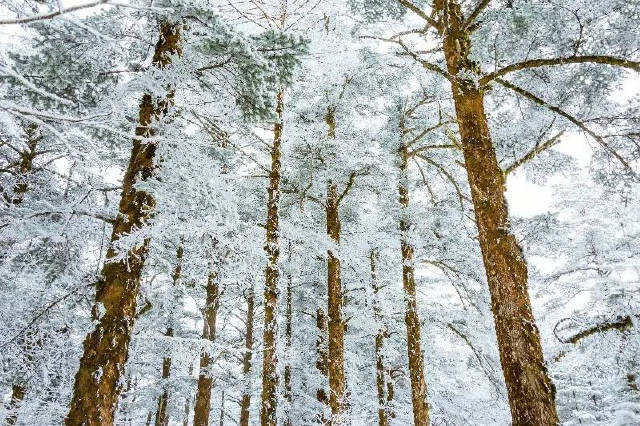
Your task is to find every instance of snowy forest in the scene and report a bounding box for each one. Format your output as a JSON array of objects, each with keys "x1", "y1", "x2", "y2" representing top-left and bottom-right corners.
[{"x1": 0, "y1": 0, "x2": 639, "y2": 425}]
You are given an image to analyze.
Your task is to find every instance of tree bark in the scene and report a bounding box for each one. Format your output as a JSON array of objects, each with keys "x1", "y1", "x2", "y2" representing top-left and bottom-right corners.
[
  {"x1": 315, "y1": 306, "x2": 329, "y2": 423},
  {"x1": 370, "y1": 251, "x2": 394, "y2": 426},
  {"x1": 324, "y1": 106, "x2": 347, "y2": 423},
  {"x1": 66, "y1": 22, "x2": 181, "y2": 426},
  {"x1": 398, "y1": 138, "x2": 430, "y2": 426},
  {"x1": 435, "y1": 1, "x2": 559, "y2": 424},
  {"x1": 155, "y1": 245, "x2": 184, "y2": 426},
  {"x1": 283, "y1": 246, "x2": 293, "y2": 426},
  {"x1": 239, "y1": 283, "x2": 255, "y2": 426},
  {"x1": 5, "y1": 385, "x2": 25, "y2": 426},
  {"x1": 260, "y1": 90, "x2": 284, "y2": 426},
  {"x1": 194, "y1": 270, "x2": 221, "y2": 426}
]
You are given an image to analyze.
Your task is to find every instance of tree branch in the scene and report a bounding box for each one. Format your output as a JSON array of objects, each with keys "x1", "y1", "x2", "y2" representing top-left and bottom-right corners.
[
  {"x1": 395, "y1": 0, "x2": 440, "y2": 30},
  {"x1": 495, "y1": 78, "x2": 639, "y2": 179},
  {"x1": 503, "y1": 130, "x2": 565, "y2": 176},
  {"x1": 0, "y1": 0, "x2": 109, "y2": 25},
  {"x1": 464, "y1": 0, "x2": 492, "y2": 29},
  {"x1": 480, "y1": 56, "x2": 640, "y2": 86}
]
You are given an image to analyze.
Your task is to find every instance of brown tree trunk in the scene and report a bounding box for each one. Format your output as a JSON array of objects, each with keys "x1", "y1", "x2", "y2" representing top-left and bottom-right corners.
[
  {"x1": 324, "y1": 106, "x2": 347, "y2": 423},
  {"x1": 66, "y1": 22, "x2": 181, "y2": 426},
  {"x1": 260, "y1": 90, "x2": 284, "y2": 426},
  {"x1": 370, "y1": 251, "x2": 394, "y2": 426},
  {"x1": 193, "y1": 270, "x2": 221, "y2": 426},
  {"x1": 5, "y1": 385, "x2": 25, "y2": 426},
  {"x1": 239, "y1": 283, "x2": 255, "y2": 426},
  {"x1": 10, "y1": 123, "x2": 39, "y2": 205},
  {"x1": 315, "y1": 306, "x2": 329, "y2": 423},
  {"x1": 397, "y1": 139, "x2": 430, "y2": 426},
  {"x1": 155, "y1": 245, "x2": 184, "y2": 426},
  {"x1": 435, "y1": 1, "x2": 559, "y2": 424}
]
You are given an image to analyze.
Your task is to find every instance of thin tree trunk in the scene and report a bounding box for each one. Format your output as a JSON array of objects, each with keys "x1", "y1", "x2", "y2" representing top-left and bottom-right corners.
[
  {"x1": 155, "y1": 245, "x2": 184, "y2": 426},
  {"x1": 370, "y1": 251, "x2": 394, "y2": 426},
  {"x1": 193, "y1": 270, "x2": 220, "y2": 426},
  {"x1": 66, "y1": 22, "x2": 181, "y2": 425},
  {"x1": 239, "y1": 283, "x2": 255, "y2": 426},
  {"x1": 315, "y1": 306, "x2": 329, "y2": 423},
  {"x1": 436, "y1": 1, "x2": 559, "y2": 424},
  {"x1": 260, "y1": 90, "x2": 284, "y2": 426},
  {"x1": 324, "y1": 107, "x2": 346, "y2": 422},
  {"x1": 398, "y1": 135, "x2": 430, "y2": 425},
  {"x1": 5, "y1": 385, "x2": 25, "y2": 426},
  {"x1": 283, "y1": 245, "x2": 293, "y2": 426}
]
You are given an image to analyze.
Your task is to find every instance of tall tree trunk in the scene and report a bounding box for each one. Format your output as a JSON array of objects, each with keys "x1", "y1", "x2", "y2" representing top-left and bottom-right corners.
[
  {"x1": 435, "y1": 1, "x2": 559, "y2": 424},
  {"x1": 66, "y1": 22, "x2": 181, "y2": 425},
  {"x1": 239, "y1": 283, "x2": 255, "y2": 426},
  {"x1": 260, "y1": 90, "x2": 284, "y2": 426},
  {"x1": 194, "y1": 270, "x2": 221, "y2": 426},
  {"x1": 398, "y1": 136, "x2": 430, "y2": 425},
  {"x1": 315, "y1": 306, "x2": 329, "y2": 423},
  {"x1": 324, "y1": 106, "x2": 346, "y2": 422},
  {"x1": 155, "y1": 245, "x2": 184, "y2": 426},
  {"x1": 283, "y1": 245, "x2": 293, "y2": 426},
  {"x1": 370, "y1": 251, "x2": 394, "y2": 426}
]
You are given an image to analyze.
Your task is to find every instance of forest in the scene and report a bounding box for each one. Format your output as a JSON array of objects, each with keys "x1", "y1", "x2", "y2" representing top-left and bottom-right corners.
[{"x1": 0, "y1": 0, "x2": 639, "y2": 425}]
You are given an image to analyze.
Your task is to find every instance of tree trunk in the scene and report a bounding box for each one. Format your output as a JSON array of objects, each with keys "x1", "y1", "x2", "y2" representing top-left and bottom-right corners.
[
  {"x1": 325, "y1": 106, "x2": 347, "y2": 423},
  {"x1": 370, "y1": 251, "x2": 394, "y2": 426},
  {"x1": 66, "y1": 22, "x2": 181, "y2": 426},
  {"x1": 436, "y1": 2, "x2": 559, "y2": 424},
  {"x1": 5, "y1": 385, "x2": 25, "y2": 426},
  {"x1": 239, "y1": 283, "x2": 255, "y2": 426},
  {"x1": 155, "y1": 245, "x2": 184, "y2": 426},
  {"x1": 283, "y1": 247, "x2": 293, "y2": 426},
  {"x1": 194, "y1": 270, "x2": 220, "y2": 426},
  {"x1": 260, "y1": 90, "x2": 284, "y2": 426},
  {"x1": 315, "y1": 307, "x2": 329, "y2": 423},
  {"x1": 398, "y1": 140, "x2": 430, "y2": 426}
]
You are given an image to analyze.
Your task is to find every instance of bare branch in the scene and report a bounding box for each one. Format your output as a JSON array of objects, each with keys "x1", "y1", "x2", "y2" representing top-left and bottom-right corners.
[
  {"x1": 0, "y1": 0, "x2": 109, "y2": 25},
  {"x1": 395, "y1": 0, "x2": 440, "y2": 30},
  {"x1": 480, "y1": 56, "x2": 640, "y2": 86},
  {"x1": 503, "y1": 130, "x2": 565, "y2": 176},
  {"x1": 464, "y1": 0, "x2": 492, "y2": 29},
  {"x1": 495, "y1": 78, "x2": 639, "y2": 179}
]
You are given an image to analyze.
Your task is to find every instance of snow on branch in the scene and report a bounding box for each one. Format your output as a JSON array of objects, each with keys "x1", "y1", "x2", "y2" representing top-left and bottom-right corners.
[{"x1": 0, "y1": 0, "x2": 109, "y2": 25}]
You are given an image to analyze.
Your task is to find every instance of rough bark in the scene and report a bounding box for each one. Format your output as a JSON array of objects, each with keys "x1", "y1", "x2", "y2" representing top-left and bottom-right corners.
[
  {"x1": 325, "y1": 107, "x2": 347, "y2": 423},
  {"x1": 66, "y1": 22, "x2": 181, "y2": 426},
  {"x1": 194, "y1": 270, "x2": 221, "y2": 426},
  {"x1": 398, "y1": 138, "x2": 430, "y2": 426},
  {"x1": 5, "y1": 385, "x2": 25, "y2": 426},
  {"x1": 239, "y1": 284, "x2": 255, "y2": 426},
  {"x1": 370, "y1": 251, "x2": 394, "y2": 426},
  {"x1": 155, "y1": 245, "x2": 184, "y2": 426},
  {"x1": 434, "y1": 1, "x2": 559, "y2": 424},
  {"x1": 260, "y1": 90, "x2": 284, "y2": 426}
]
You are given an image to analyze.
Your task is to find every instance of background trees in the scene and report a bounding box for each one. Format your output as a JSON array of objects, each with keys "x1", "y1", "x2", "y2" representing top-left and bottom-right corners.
[{"x1": 0, "y1": 0, "x2": 639, "y2": 425}]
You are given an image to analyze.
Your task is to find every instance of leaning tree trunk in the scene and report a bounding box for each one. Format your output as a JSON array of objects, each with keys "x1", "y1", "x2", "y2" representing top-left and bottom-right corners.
[
  {"x1": 260, "y1": 90, "x2": 284, "y2": 426},
  {"x1": 370, "y1": 251, "x2": 394, "y2": 426},
  {"x1": 239, "y1": 283, "x2": 255, "y2": 426},
  {"x1": 66, "y1": 22, "x2": 181, "y2": 426},
  {"x1": 155, "y1": 245, "x2": 184, "y2": 426},
  {"x1": 436, "y1": 1, "x2": 559, "y2": 424},
  {"x1": 397, "y1": 139, "x2": 430, "y2": 425},
  {"x1": 193, "y1": 270, "x2": 221, "y2": 426}
]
